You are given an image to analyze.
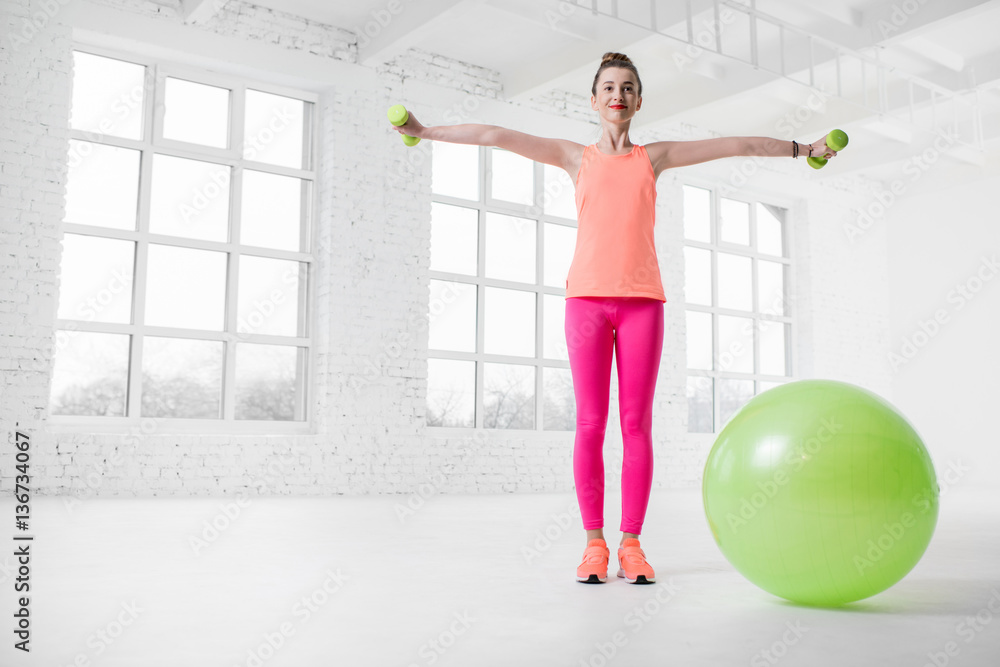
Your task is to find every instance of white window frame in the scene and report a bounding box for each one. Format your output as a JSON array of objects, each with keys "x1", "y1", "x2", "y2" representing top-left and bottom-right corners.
[
  {"x1": 681, "y1": 177, "x2": 798, "y2": 434},
  {"x1": 426, "y1": 146, "x2": 577, "y2": 434},
  {"x1": 51, "y1": 43, "x2": 319, "y2": 435}
]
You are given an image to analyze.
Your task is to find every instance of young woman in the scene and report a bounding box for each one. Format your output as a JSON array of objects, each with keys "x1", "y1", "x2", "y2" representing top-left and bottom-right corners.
[{"x1": 390, "y1": 52, "x2": 839, "y2": 585}]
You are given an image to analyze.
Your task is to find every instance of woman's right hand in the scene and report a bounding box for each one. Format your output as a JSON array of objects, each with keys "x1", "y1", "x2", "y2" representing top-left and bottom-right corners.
[{"x1": 392, "y1": 110, "x2": 426, "y2": 139}]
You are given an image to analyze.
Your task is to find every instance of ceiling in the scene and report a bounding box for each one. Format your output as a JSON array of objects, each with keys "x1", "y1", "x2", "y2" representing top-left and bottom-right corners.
[{"x1": 241, "y1": 0, "x2": 1000, "y2": 186}]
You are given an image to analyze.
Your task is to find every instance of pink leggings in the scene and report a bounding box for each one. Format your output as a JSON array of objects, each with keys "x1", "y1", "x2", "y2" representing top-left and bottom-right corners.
[{"x1": 565, "y1": 296, "x2": 664, "y2": 535}]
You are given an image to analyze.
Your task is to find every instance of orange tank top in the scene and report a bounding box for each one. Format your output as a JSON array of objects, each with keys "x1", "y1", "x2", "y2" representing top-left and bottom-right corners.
[{"x1": 565, "y1": 143, "x2": 666, "y2": 301}]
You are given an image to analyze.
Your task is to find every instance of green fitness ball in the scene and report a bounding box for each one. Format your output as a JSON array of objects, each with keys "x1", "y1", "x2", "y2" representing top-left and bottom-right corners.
[{"x1": 702, "y1": 379, "x2": 938, "y2": 606}]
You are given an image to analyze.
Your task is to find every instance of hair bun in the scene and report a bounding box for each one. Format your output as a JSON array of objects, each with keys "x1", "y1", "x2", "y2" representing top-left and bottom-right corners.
[{"x1": 601, "y1": 52, "x2": 631, "y2": 65}]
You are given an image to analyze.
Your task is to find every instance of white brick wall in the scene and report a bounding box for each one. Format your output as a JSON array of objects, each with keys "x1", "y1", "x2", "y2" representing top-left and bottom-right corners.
[
  {"x1": 1, "y1": 0, "x2": 73, "y2": 491},
  {"x1": 0, "y1": 0, "x2": 894, "y2": 500}
]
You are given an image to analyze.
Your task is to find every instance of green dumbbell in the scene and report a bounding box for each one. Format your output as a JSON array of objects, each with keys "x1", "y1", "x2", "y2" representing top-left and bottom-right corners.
[
  {"x1": 387, "y1": 104, "x2": 420, "y2": 146},
  {"x1": 807, "y1": 129, "x2": 848, "y2": 169}
]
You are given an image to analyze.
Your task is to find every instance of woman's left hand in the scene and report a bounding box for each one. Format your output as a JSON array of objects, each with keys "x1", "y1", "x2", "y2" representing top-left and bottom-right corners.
[{"x1": 809, "y1": 134, "x2": 839, "y2": 160}]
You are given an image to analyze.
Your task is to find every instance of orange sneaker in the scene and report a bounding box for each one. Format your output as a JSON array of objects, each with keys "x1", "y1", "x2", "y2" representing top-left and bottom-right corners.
[
  {"x1": 617, "y1": 538, "x2": 655, "y2": 584},
  {"x1": 576, "y1": 538, "x2": 610, "y2": 583}
]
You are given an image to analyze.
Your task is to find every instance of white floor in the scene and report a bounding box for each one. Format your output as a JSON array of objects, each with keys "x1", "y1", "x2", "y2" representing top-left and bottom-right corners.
[{"x1": 2, "y1": 484, "x2": 998, "y2": 666}]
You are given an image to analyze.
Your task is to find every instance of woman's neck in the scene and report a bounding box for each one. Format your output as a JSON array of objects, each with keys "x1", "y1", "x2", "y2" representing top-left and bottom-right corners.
[{"x1": 597, "y1": 125, "x2": 633, "y2": 153}]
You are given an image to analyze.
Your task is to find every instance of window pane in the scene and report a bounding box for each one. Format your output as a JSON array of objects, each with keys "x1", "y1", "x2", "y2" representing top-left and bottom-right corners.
[
  {"x1": 240, "y1": 170, "x2": 305, "y2": 252},
  {"x1": 686, "y1": 310, "x2": 712, "y2": 370},
  {"x1": 162, "y1": 77, "x2": 230, "y2": 148},
  {"x1": 142, "y1": 337, "x2": 222, "y2": 418},
  {"x1": 490, "y1": 148, "x2": 533, "y2": 206},
  {"x1": 759, "y1": 380, "x2": 784, "y2": 394},
  {"x1": 428, "y1": 280, "x2": 476, "y2": 353},
  {"x1": 483, "y1": 363, "x2": 535, "y2": 429},
  {"x1": 145, "y1": 244, "x2": 227, "y2": 330},
  {"x1": 432, "y1": 142, "x2": 478, "y2": 200},
  {"x1": 238, "y1": 256, "x2": 305, "y2": 337},
  {"x1": 150, "y1": 154, "x2": 231, "y2": 242},
  {"x1": 720, "y1": 197, "x2": 750, "y2": 245},
  {"x1": 243, "y1": 89, "x2": 306, "y2": 169},
  {"x1": 757, "y1": 203, "x2": 785, "y2": 256},
  {"x1": 543, "y1": 367, "x2": 575, "y2": 431},
  {"x1": 543, "y1": 164, "x2": 576, "y2": 219},
  {"x1": 759, "y1": 320, "x2": 788, "y2": 376},
  {"x1": 235, "y1": 344, "x2": 304, "y2": 420},
  {"x1": 65, "y1": 141, "x2": 140, "y2": 230},
  {"x1": 719, "y1": 378, "x2": 754, "y2": 426},
  {"x1": 686, "y1": 376, "x2": 713, "y2": 433},
  {"x1": 50, "y1": 331, "x2": 129, "y2": 416},
  {"x1": 684, "y1": 246, "x2": 711, "y2": 306},
  {"x1": 683, "y1": 185, "x2": 710, "y2": 242},
  {"x1": 485, "y1": 212, "x2": 535, "y2": 283},
  {"x1": 717, "y1": 252, "x2": 752, "y2": 311},
  {"x1": 543, "y1": 294, "x2": 567, "y2": 361},
  {"x1": 544, "y1": 222, "x2": 576, "y2": 289},
  {"x1": 484, "y1": 287, "x2": 535, "y2": 357},
  {"x1": 718, "y1": 315, "x2": 754, "y2": 373},
  {"x1": 57, "y1": 234, "x2": 134, "y2": 324},
  {"x1": 430, "y1": 203, "x2": 478, "y2": 275},
  {"x1": 70, "y1": 51, "x2": 145, "y2": 140},
  {"x1": 426, "y1": 358, "x2": 475, "y2": 427},
  {"x1": 758, "y1": 260, "x2": 786, "y2": 317}
]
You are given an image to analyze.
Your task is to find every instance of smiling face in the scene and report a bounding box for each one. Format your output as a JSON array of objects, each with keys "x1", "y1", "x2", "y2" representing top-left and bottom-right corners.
[{"x1": 591, "y1": 67, "x2": 642, "y2": 123}]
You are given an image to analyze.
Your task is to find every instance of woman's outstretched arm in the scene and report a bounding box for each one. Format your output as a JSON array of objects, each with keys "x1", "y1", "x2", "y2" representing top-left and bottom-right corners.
[
  {"x1": 647, "y1": 134, "x2": 838, "y2": 173},
  {"x1": 390, "y1": 110, "x2": 581, "y2": 172}
]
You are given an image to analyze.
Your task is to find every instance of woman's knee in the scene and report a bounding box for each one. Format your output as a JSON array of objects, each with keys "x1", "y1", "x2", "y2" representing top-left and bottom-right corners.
[
  {"x1": 574, "y1": 417, "x2": 608, "y2": 437},
  {"x1": 619, "y1": 410, "x2": 652, "y2": 438}
]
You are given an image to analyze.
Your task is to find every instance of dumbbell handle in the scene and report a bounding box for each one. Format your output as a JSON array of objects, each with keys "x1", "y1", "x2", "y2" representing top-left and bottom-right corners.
[
  {"x1": 807, "y1": 129, "x2": 848, "y2": 169},
  {"x1": 387, "y1": 105, "x2": 420, "y2": 146}
]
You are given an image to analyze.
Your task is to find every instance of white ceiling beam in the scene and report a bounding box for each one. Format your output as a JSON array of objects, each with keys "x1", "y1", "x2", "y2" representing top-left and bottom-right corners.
[
  {"x1": 969, "y1": 50, "x2": 1000, "y2": 88},
  {"x1": 888, "y1": 46, "x2": 1000, "y2": 92},
  {"x1": 501, "y1": 0, "x2": 723, "y2": 101},
  {"x1": 502, "y1": 33, "x2": 656, "y2": 102},
  {"x1": 629, "y1": 62, "x2": 776, "y2": 133},
  {"x1": 181, "y1": 0, "x2": 229, "y2": 25},
  {"x1": 633, "y1": 0, "x2": 996, "y2": 132},
  {"x1": 863, "y1": 116, "x2": 914, "y2": 143},
  {"x1": 861, "y1": 0, "x2": 995, "y2": 44},
  {"x1": 502, "y1": 0, "x2": 986, "y2": 107},
  {"x1": 897, "y1": 35, "x2": 965, "y2": 72},
  {"x1": 829, "y1": 132, "x2": 987, "y2": 187},
  {"x1": 804, "y1": 0, "x2": 862, "y2": 27},
  {"x1": 754, "y1": 0, "x2": 867, "y2": 49},
  {"x1": 481, "y1": 0, "x2": 993, "y2": 165},
  {"x1": 64, "y1": 0, "x2": 372, "y2": 91},
  {"x1": 356, "y1": 0, "x2": 470, "y2": 67}
]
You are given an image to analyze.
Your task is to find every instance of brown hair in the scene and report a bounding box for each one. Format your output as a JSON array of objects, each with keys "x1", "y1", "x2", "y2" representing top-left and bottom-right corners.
[{"x1": 591, "y1": 52, "x2": 642, "y2": 98}]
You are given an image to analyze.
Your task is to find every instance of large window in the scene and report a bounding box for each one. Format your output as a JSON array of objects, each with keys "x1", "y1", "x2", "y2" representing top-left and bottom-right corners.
[
  {"x1": 427, "y1": 143, "x2": 578, "y2": 430},
  {"x1": 50, "y1": 47, "x2": 316, "y2": 426},
  {"x1": 683, "y1": 184, "x2": 793, "y2": 433}
]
